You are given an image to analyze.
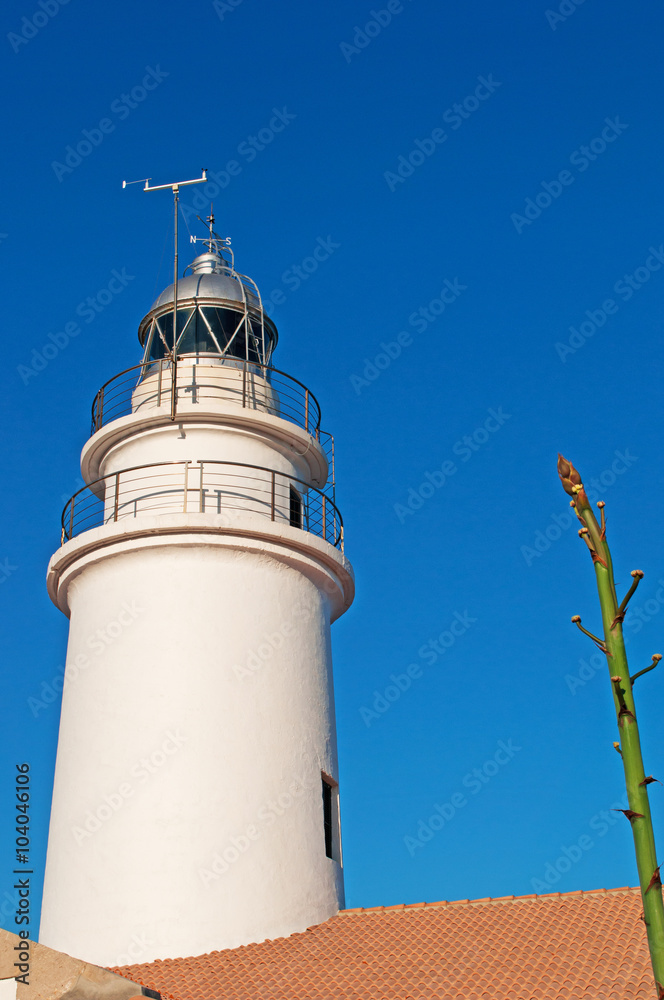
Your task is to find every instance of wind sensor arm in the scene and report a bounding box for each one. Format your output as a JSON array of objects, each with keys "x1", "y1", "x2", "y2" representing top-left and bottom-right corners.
[
  {"x1": 122, "y1": 169, "x2": 208, "y2": 420},
  {"x1": 122, "y1": 169, "x2": 208, "y2": 191}
]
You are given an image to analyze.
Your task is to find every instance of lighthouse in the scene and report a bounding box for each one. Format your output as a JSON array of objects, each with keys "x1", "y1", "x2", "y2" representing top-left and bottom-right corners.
[{"x1": 39, "y1": 218, "x2": 354, "y2": 967}]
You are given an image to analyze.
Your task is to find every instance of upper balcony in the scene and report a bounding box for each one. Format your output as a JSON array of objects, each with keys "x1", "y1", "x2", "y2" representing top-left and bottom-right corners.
[{"x1": 89, "y1": 355, "x2": 336, "y2": 491}]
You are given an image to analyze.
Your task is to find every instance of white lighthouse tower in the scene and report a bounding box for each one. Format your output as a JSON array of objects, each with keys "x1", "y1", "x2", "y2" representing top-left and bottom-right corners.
[{"x1": 39, "y1": 207, "x2": 354, "y2": 966}]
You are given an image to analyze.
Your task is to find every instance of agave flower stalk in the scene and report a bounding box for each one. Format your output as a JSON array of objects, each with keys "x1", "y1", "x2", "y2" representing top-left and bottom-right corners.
[{"x1": 558, "y1": 455, "x2": 664, "y2": 997}]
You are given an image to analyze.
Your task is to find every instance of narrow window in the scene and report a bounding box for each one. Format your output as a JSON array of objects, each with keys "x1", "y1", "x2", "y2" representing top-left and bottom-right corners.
[
  {"x1": 289, "y1": 485, "x2": 302, "y2": 528},
  {"x1": 321, "y1": 773, "x2": 341, "y2": 863},
  {"x1": 322, "y1": 779, "x2": 333, "y2": 858}
]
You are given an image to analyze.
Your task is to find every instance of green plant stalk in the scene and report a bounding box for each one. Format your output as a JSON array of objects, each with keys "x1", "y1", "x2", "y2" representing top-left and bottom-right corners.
[{"x1": 560, "y1": 460, "x2": 664, "y2": 997}]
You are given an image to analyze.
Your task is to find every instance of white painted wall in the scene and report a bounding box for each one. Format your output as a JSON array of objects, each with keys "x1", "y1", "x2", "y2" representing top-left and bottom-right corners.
[{"x1": 40, "y1": 511, "x2": 353, "y2": 965}]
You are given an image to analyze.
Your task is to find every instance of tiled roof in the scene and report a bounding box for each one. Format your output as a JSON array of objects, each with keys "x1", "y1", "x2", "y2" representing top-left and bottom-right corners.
[{"x1": 113, "y1": 887, "x2": 654, "y2": 999}]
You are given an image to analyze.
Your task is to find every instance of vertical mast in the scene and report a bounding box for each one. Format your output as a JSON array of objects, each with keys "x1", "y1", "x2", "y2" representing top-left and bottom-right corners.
[{"x1": 123, "y1": 170, "x2": 208, "y2": 418}]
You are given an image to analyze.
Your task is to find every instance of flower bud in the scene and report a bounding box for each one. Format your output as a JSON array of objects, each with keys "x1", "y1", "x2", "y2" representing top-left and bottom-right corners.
[{"x1": 558, "y1": 454, "x2": 583, "y2": 497}]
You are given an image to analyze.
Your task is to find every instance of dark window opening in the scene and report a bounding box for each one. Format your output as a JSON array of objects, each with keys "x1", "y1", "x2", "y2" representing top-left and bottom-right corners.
[
  {"x1": 147, "y1": 310, "x2": 193, "y2": 361},
  {"x1": 289, "y1": 486, "x2": 302, "y2": 528},
  {"x1": 322, "y1": 778, "x2": 333, "y2": 859}
]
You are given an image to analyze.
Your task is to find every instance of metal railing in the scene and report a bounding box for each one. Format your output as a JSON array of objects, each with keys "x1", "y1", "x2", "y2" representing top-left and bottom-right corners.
[
  {"x1": 91, "y1": 356, "x2": 322, "y2": 438},
  {"x1": 61, "y1": 460, "x2": 344, "y2": 550}
]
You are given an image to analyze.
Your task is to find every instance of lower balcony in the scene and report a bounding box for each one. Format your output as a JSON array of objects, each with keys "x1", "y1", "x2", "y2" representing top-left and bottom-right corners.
[{"x1": 60, "y1": 460, "x2": 344, "y2": 550}]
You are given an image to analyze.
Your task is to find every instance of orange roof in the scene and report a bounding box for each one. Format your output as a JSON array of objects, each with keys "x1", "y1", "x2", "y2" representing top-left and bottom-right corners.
[{"x1": 113, "y1": 887, "x2": 653, "y2": 999}]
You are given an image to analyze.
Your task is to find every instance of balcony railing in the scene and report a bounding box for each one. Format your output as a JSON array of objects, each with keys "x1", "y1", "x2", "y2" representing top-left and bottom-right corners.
[
  {"x1": 91, "y1": 357, "x2": 322, "y2": 437},
  {"x1": 61, "y1": 460, "x2": 344, "y2": 550}
]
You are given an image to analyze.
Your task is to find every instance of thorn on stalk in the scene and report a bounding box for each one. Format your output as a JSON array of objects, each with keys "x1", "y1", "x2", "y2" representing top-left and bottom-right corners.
[
  {"x1": 577, "y1": 528, "x2": 608, "y2": 567},
  {"x1": 640, "y1": 776, "x2": 663, "y2": 787},
  {"x1": 613, "y1": 742, "x2": 622, "y2": 756},
  {"x1": 646, "y1": 867, "x2": 662, "y2": 893},
  {"x1": 618, "y1": 704, "x2": 636, "y2": 723},
  {"x1": 613, "y1": 808, "x2": 645, "y2": 822},
  {"x1": 611, "y1": 678, "x2": 634, "y2": 720}
]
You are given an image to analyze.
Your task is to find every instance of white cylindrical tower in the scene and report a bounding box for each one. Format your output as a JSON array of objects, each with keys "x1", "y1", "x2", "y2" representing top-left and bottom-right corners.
[{"x1": 39, "y1": 241, "x2": 354, "y2": 967}]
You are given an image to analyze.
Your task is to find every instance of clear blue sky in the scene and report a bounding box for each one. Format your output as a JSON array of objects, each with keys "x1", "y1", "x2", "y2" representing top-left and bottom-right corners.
[{"x1": 2, "y1": 0, "x2": 664, "y2": 939}]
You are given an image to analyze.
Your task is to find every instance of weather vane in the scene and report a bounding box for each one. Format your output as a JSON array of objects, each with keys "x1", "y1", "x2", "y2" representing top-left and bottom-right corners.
[{"x1": 189, "y1": 205, "x2": 233, "y2": 257}]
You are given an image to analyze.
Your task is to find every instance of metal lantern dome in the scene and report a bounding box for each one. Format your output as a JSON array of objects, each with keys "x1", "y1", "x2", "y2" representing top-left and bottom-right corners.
[{"x1": 138, "y1": 241, "x2": 278, "y2": 367}]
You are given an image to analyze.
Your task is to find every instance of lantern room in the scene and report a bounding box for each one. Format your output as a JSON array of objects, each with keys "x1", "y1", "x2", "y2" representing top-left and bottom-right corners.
[{"x1": 137, "y1": 244, "x2": 278, "y2": 367}]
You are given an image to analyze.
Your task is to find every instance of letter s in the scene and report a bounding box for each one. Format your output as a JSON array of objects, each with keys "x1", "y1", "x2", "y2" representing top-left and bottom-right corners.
[
  {"x1": 589, "y1": 814, "x2": 608, "y2": 837},
  {"x1": 418, "y1": 644, "x2": 437, "y2": 666},
  {"x1": 452, "y1": 441, "x2": 472, "y2": 462},
  {"x1": 76, "y1": 302, "x2": 96, "y2": 324},
  {"x1": 282, "y1": 269, "x2": 300, "y2": 292},
  {"x1": 237, "y1": 140, "x2": 256, "y2": 163},
  {"x1": 462, "y1": 773, "x2": 482, "y2": 795},
  {"x1": 110, "y1": 98, "x2": 130, "y2": 121},
  {"x1": 408, "y1": 311, "x2": 428, "y2": 334},
  {"x1": 570, "y1": 150, "x2": 588, "y2": 172},
  {"x1": 257, "y1": 806, "x2": 275, "y2": 826}
]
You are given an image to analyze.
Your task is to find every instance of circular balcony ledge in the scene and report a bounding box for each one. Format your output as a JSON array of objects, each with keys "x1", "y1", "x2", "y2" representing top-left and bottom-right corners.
[
  {"x1": 47, "y1": 511, "x2": 355, "y2": 624},
  {"x1": 81, "y1": 400, "x2": 330, "y2": 489},
  {"x1": 91, "y1": 358, "x2": 320, "y2": 435}
]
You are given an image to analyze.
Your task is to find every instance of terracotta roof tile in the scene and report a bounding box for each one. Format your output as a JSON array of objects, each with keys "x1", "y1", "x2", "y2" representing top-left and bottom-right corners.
[{"x1": 112, "y1": 887, "x2": 653, "y2": 1000}]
